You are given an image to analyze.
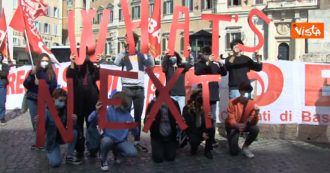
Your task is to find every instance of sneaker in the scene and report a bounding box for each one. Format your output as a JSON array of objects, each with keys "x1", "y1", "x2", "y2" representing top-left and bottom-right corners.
[
  {"x1": 100, "y1": 160, "x2": 109, "y2": 171},
  {"x1": 66, "y1": 155, "x2": 82, "y2": 165},
  {"x1": 242, "y1": 147, "x2": 255, "y2": 158},
  {"x1": 204, "y1": 151, "x2": 213, "y2": 160},
  {"x1": 76, "y1": 152, "x2": 84, "y2": 159},
  {"x1": 0, "y1": 118, "x2": 6, "y2": 126},
  {"x1": 30, "y1": 145, "x2": 44, "y2": 151},
  {"x1": 134, "y1": 143, "x2": 148, "y2": 152}
]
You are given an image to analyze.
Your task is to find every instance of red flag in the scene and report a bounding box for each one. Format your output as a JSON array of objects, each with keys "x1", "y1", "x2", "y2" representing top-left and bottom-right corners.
[
  {"x1": 148, "y1": 0, "x2": 161, "y2": 58},
  {"x1": 9, "y1": 0, "x2": 59, "y2": 64}
]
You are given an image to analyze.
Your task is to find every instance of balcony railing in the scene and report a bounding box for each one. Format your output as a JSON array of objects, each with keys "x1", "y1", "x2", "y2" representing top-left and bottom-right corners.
[{"x1": 266, "y1": 0, "x2": 318, "y2": 9}]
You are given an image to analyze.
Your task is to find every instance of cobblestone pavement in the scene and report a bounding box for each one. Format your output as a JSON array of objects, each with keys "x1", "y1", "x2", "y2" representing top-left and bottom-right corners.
[{"x1": 1, "y1": 110, "x2": 330, "y2": 173}]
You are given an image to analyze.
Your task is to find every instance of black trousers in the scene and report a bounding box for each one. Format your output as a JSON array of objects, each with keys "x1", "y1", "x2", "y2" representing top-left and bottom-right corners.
[
  {"x1": 151, "y1": 138, "x2": 176, "y2": 163},
  {"x1": 226, "y1": 125, "x2": 259, "y2": 155},
  {"x1": 188, "y1": 131, "x2": 213, "y2": 153}
]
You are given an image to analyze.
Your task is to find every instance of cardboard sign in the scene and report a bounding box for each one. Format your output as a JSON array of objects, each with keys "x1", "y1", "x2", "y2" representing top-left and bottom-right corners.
[
  {"x1": 68, "y1": 9, "x2": 110, "y2": 65},
  {"x1": 143, "y1": 68, "x2": 188, "y2": 132},
  {"x1": 238, "y1": 9, "x2": 270, "y2": 52},
  {"x1": 36, "y1": 79, "x2": 74, "y2": 148},
  {"x1": 98, "y1": 69, "x2": 139, "y2": 129},
  {"x1": 186, "y1": 70, "x2": 221, "y2": 128},
  {"x1": 201, "y1": 14, "x2": 232, "y2": 61},
  {"x1": 120, "y1": 0, "x2": 149, "y2": 55},
  {"x1": 167, "y1": 6, "x2": 190, "y2": 57}
]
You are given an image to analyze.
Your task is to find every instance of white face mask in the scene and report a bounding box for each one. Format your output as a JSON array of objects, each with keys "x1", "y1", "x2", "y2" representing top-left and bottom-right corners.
[
  {"x1": 243, "y1": 93, "x2": 250, "y2": 99},
  {"x1": 40, "y1": 61, "x2": 49, "y2": 69}
]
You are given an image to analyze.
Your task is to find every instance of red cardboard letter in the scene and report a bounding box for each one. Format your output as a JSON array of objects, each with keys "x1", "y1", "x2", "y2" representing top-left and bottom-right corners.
[
  {"x1": 167, "y1": 6, "x2": 190, "y2": 57},
  {"x1": 238, "y1": 9, "x2": 270, "y2": 52},
  {"x1": 186, "y1": 70, "x2": 221, "y2": 128},
  {"x1": 201, "y1": 14, "x2": 232, "y2": 61},
  {"x1": 120, "y1": 0, "x2": 149, "y2": 55},
  {"x1": 98, "y1": 69, "x2": 139, "y2": 129},
  {"x1": 68, "y1": 9, "x2": 110, "y2": 65},
  {"x1": 143, "y1": 68, "x2": 188, "y2": 132},
  {"x1": 36, "y1": 79, "x2": 74, "y2": 148}
]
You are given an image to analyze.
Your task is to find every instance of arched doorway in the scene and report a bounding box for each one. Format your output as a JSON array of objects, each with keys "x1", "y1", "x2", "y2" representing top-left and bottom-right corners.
[{"x1": 278, "y1": 43, "x2": 289, "y2": 60}]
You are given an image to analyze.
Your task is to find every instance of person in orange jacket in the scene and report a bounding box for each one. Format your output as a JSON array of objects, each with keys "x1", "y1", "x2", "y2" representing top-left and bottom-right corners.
[{"x1": 225, "y1": 81, "x2": 260, "y2": 158}]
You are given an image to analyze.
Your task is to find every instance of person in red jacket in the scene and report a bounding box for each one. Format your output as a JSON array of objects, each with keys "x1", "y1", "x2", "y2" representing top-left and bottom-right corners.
[{"x1": 225, "y1": 81, "x2": 260, "y2": 158}]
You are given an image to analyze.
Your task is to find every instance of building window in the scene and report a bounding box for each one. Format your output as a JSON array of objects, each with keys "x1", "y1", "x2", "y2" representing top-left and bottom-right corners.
[
  {"x1": 45, "y1": 41, "x2": 50, "y2": 47},
  {"x1": 202, "y1": 0, "x2": 213, "y2": 10},
  {"x1": 48, "y1": 5, "x2": 51, "y2": 17},
  {"x1": 162, "y1": 38, "x2": 167, "y2": 52},
  {"x1": 149, "y1": 3, "x2": 154, "y2": 17},
  {"x1": 13, "y1": 0, "x2": 18, "y2": 8},
  {"x1": 278, "y1": 43, "x2": 289, "y2": 60},
  {"x1": 35, "y1": 21, "x2": 41, "y2": 32},
  {"x1": 132, "y1": 6, "x2": 140, "y2": 20},
  {"x1": 97, "y1": 13, "x2": 102, "y2": 24},
  {"x1": 226, "y1": 32, "x2": 241, "y2": 50},
  {"x1": 180, "y1": 37, "x2": 184, "y2": 53},
  {"x1": 255, "y1": 0, "x2": 263, "y2": 4},
  {"x1": 53, "y1": 42, "x2": 59, "y2": 46},
  {"x1": 67, "y1": 0, "x2": 73, "y2": 6},
  {"x1": 163, "y1": 1, "x2": 173, "y2": 15},
  {"x1": 23, "y1": 39, "x2": 26, "y2": 45},
  {"x1": 54, "y1": 24, "x2": 57, "y2": 35},
  {"x1": 13, "y1": 37, "x2": 20, "y2": 46},
  {"x1": 53, "y1": 7, "x2": 59, "y2": 18},
  {"x1": 44, "y1": 23, "x2": 50, "y2": 34},
  {"x1": 183, "y1": 0, "x2": 193, "y2": 12},
  {"x1": 110, "y1": 11, "x2": 114, "y2": 23},
  {"x1": 228, "y1": 0, "x2": 241, "y2": 7},
  {"x1": 119, "y1": 9, "x2": 123, "y2": 21}
]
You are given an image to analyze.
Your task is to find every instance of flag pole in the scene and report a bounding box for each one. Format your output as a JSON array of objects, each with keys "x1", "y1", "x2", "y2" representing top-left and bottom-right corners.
[
  {"x1": 24, "y1": 29, "x2": 35, "y2": 67},
  {"x1": 0, "y1": 30, "x2": 6, "y2": 48}
]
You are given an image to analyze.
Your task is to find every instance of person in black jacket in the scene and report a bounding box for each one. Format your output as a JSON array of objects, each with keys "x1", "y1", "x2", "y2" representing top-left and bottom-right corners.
[
  {"x1": 0, "y1": 53, "x2": 10, "y2": 126},
  {"x1": 66, "y1": 52, "x2": 100, "y2": 158},
  {"x1": 194, "y1": 46, "x2": 227, "y2": 147},
  {"x1": 145, "y1": 90, "x2": 179, "y2": 163},
  {"x1": 161, "y1": 47, "x2": 193, "y2": 147},
  {"x1": 23, "y1": 53, "x2": 57, "y2": 150},
  {"x1": 225, "y1": 39, "x2": 262, "y2": 99},
  {"x1": 183, "y1": 88, "x2": 214, "y2": 159}
]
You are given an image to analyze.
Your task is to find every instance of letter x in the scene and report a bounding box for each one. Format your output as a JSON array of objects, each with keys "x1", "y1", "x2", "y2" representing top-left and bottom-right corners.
[{"x1": 143, "y1": 68, "x2": 188, "y2": 132}]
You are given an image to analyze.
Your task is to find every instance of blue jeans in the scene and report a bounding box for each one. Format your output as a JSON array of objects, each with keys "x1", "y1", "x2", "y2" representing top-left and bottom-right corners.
[
  {"x1": 211, "y1": 102, "x2": 217, "y2": 127},
  {"x1": 100, "y1": 136, "x2": 137, "y2": 161},
  {"x1": 27, "y1": 99, "x2": 37, "y2": 144},
  {"x1": 47, "y1": 130, "x2": 78, "y2": 167},
  {"x1": 229, "y1": 89, "x2": 240, "y2": 99},
  {"x1": 0, "y1": 84, "x2": 7, "y2": 120}
]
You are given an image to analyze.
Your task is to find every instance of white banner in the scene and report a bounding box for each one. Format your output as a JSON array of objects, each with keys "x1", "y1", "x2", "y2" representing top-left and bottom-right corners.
[{"x1": 6, "y1": 61, "x2": 330, "y2": 125}]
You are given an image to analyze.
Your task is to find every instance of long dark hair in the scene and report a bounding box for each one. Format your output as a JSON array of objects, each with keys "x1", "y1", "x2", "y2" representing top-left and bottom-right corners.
[
  {"x1": 36, "y1": 53, "x2": 55, "y2": 80},
  {"x1": 187, "y1": 88, "x2": 204, "y2": 115}
]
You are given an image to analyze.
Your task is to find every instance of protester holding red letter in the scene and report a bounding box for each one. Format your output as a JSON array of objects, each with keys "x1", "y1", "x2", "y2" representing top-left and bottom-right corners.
[
  {"x1": 194, "y1": 46, "x2": 227, "y2": 147},
  {"x1": 145, "y1": 90, "x2": 179, "y2": 163},
  {"x1": 225, "y1": 39, "x2": 262, "y2": 99},
  {"x1": 183, "y1": 89, "x2": 214, "y2": 159},
  {"x1": 66, "y1": 50, "x2": 100, "y2": 158},
  {"x1": 114, "y1": 32, "x2": 154, "y2": 152},
  {"x1": 35, "y1": 88, "x2": 81, "y2": 167},
  {"x1": 226, "y1": 82, "x2": 260, "y2": 158},
  {"x1": 88, "y1": 92, "x2": 138, "y2": 171},
  {"x1": 23, "y1": 53, "x2": 57, "y2": 150}
]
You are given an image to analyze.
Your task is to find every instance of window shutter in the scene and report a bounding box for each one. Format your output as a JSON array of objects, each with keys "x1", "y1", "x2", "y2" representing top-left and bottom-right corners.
[{"x1": 226, "y1": 33, "x2": 230, "y2": 49}]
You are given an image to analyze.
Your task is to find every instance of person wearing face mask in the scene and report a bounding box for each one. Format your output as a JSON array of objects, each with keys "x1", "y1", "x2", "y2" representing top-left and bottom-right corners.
[
  {"x1": 225, "y1": 81, "x2": 260, "y2": 158},
  {"x1": 66, "y1": 49, "x2": 101, "y2": 159},
  {"x1": 194, "y1": 46, "x2": 227, "y2": 148},
  {"x1": 0, "y1": 53, "x2": 10, "y2": 126},
  {"x1": 34, "y1": 88, "x2": 81, "y2": 167},
  {"x1": 161, "y1": 47, "x2": 193, "y2": 147},
  {"x1": 225, "y1": 39, "x2": 262, "y2": 99},
  {"x1": 88, "y1": 92, "x2": 138, "y2": 171},
  {"x1": 23, "y1": 53, "x2": 57, "y2": 150}
]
